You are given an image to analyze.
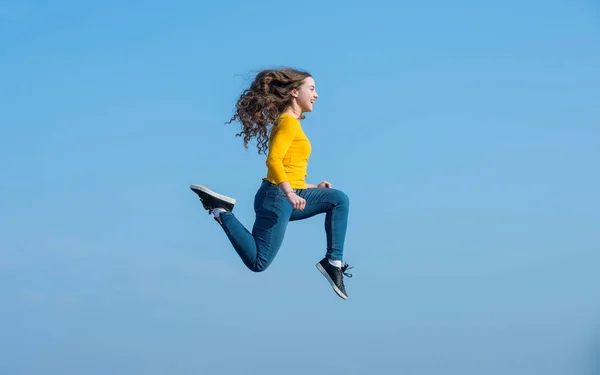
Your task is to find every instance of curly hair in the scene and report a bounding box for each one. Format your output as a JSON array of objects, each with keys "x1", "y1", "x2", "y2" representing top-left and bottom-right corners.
[{"x1": 226, "y1": 68, "x2": 312, "y2": 155}]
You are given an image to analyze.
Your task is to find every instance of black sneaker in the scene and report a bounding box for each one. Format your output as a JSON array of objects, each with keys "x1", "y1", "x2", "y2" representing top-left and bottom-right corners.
[
  {"x1": 190, "y1": 184, "x2": 236, "y2": 213},
  {"x1": 316, "y1": 258, "x2": 353, "y2": 300}
]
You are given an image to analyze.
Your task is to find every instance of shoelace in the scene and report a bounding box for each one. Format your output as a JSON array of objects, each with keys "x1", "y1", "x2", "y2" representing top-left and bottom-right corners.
[
  {"x1": 340, "y1": 263, "x2": 354, "y2": 278},
  {"x1": 199, "y1": 198, "x2": 213, "y2": 213}
]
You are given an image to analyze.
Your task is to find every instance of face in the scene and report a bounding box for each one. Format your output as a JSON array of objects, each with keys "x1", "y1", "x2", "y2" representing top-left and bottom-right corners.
[{"x1": 293, "y1": 76, "x2": 319, "y2": 113}]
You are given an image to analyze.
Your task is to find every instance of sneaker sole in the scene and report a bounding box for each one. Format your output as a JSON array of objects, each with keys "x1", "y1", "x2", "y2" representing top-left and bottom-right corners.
[
  {"x1": 316, "y1": 263, "x2": 348, "y2": 300},
  {"x1": 190, "y1": 184, "x2": 236, "y2": 210}
]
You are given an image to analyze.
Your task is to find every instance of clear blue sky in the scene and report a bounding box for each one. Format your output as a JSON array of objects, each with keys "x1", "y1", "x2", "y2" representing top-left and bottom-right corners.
[{"x1": 1, "y1": 0, "x2": 599, "y2": 374}]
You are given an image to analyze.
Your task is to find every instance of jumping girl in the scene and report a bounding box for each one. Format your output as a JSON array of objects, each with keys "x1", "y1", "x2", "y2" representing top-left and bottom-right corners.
[{"x1": 190, "y1": 68, "x2": 353, "y2": 300}]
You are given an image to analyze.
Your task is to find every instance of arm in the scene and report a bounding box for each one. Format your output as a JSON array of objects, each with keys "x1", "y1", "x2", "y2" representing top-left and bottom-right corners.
[
  {"x1": 278, "y1": 181, "x2": 297, "y2": 195},
  {"x1": 265, "y1": 117, "x2": 299, "y2": 193}
]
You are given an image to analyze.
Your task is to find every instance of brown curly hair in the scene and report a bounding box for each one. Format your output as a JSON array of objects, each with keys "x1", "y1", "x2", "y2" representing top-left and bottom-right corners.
[{"x1": 226, "y1": 68, "x2": 312, "y2": 155}]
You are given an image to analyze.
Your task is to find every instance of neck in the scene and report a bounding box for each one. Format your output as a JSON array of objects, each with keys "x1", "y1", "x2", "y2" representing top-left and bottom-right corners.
[{"x1": 284, "y1": 103, "x2": 302, "y2": 119}]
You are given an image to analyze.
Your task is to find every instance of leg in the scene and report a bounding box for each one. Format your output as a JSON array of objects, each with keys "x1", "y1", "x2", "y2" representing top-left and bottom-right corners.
[
  {"x1": 191, "y1": 181, "x2": 293, "y2": 272},
  {"x1": 291, "y1": 187, "x2": 350, "y2": 261},
  {"x1": 290, "y1": 187, "x2": 352, "y2": 300},
  {"x1": 218, "y1": 184, "x2": 293, "y2": 272}
]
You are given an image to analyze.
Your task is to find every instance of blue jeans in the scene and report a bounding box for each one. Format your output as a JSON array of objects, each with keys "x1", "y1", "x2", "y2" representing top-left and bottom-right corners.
[{"x1": 218, "y1": 180, "x2": 350, "y2": 272}]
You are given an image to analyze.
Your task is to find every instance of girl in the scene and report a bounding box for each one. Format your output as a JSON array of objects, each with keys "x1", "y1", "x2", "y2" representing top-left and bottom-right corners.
[{"x1": 190, "y1": 68, "x2": 353, "y2": 300}]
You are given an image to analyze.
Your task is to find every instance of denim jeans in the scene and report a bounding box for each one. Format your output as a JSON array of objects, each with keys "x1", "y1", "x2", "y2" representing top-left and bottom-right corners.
[{"x1": 218, "y1": 180, "x2": 350, "y2": 272}]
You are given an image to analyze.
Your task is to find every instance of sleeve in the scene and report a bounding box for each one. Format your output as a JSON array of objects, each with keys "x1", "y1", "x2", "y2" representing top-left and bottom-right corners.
[{"x1": 265, "y1": 116, "x2": 299, "y2": 184}]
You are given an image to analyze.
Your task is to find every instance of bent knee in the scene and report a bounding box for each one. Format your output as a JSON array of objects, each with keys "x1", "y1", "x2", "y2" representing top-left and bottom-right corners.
[
  {"x1": 248, "y1": 261, "x2": 270, "y2": 273},
  {"x1": 334, "y1": 190, "x2": 350, "y2": 206}
]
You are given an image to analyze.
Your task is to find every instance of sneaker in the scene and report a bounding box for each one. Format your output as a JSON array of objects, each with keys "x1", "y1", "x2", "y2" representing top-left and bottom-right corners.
[
  {"x1": 316, "y1": 258, "x2": 353, "y2": 300},
  {"x1": 190, "y1": 184, "x2": 236, "y2": 213}
]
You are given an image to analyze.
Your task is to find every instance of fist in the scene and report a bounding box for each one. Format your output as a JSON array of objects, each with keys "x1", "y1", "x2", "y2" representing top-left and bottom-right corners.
[
  {"x1": 317, "y1": 180, "x2": 332, "y2": 188},
  {"x1": 287, "y1": 192, "x2": 306, "y2": 210}
]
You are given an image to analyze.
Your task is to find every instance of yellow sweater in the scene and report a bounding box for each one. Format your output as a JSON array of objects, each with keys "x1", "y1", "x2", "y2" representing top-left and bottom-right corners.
[{"x1": 264, "y1": 113, "x2": 312, "y2": 189}]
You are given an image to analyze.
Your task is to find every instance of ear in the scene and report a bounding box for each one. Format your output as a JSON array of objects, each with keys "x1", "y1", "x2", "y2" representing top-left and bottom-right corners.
[{"x1": 290, "y1": 88, "x2": 299, "y2": 98}]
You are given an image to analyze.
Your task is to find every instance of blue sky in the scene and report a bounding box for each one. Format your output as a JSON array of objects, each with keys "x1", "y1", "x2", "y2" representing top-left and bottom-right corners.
[{"x1": 1, "y1": 0, "x2": 599, "y2": 374}]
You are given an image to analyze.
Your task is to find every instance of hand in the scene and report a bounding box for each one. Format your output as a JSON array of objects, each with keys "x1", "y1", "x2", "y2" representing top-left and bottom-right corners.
[
  {"x1": 286, "y1": 192, "x2": 306, "y2": 210},
  {"x1": 317, "y1": 180, "x2": 332, "y2": 188}
]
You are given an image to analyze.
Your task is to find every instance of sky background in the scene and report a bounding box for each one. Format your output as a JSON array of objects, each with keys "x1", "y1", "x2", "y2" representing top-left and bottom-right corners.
[{"x1": 1, "y1": 0, "x2": 599, "y2": 374}]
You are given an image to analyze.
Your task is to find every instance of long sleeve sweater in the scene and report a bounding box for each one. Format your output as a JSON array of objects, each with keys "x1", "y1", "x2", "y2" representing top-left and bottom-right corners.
[{"x1": 264, "y1": 113, "x2": 312, "y2": 189}]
